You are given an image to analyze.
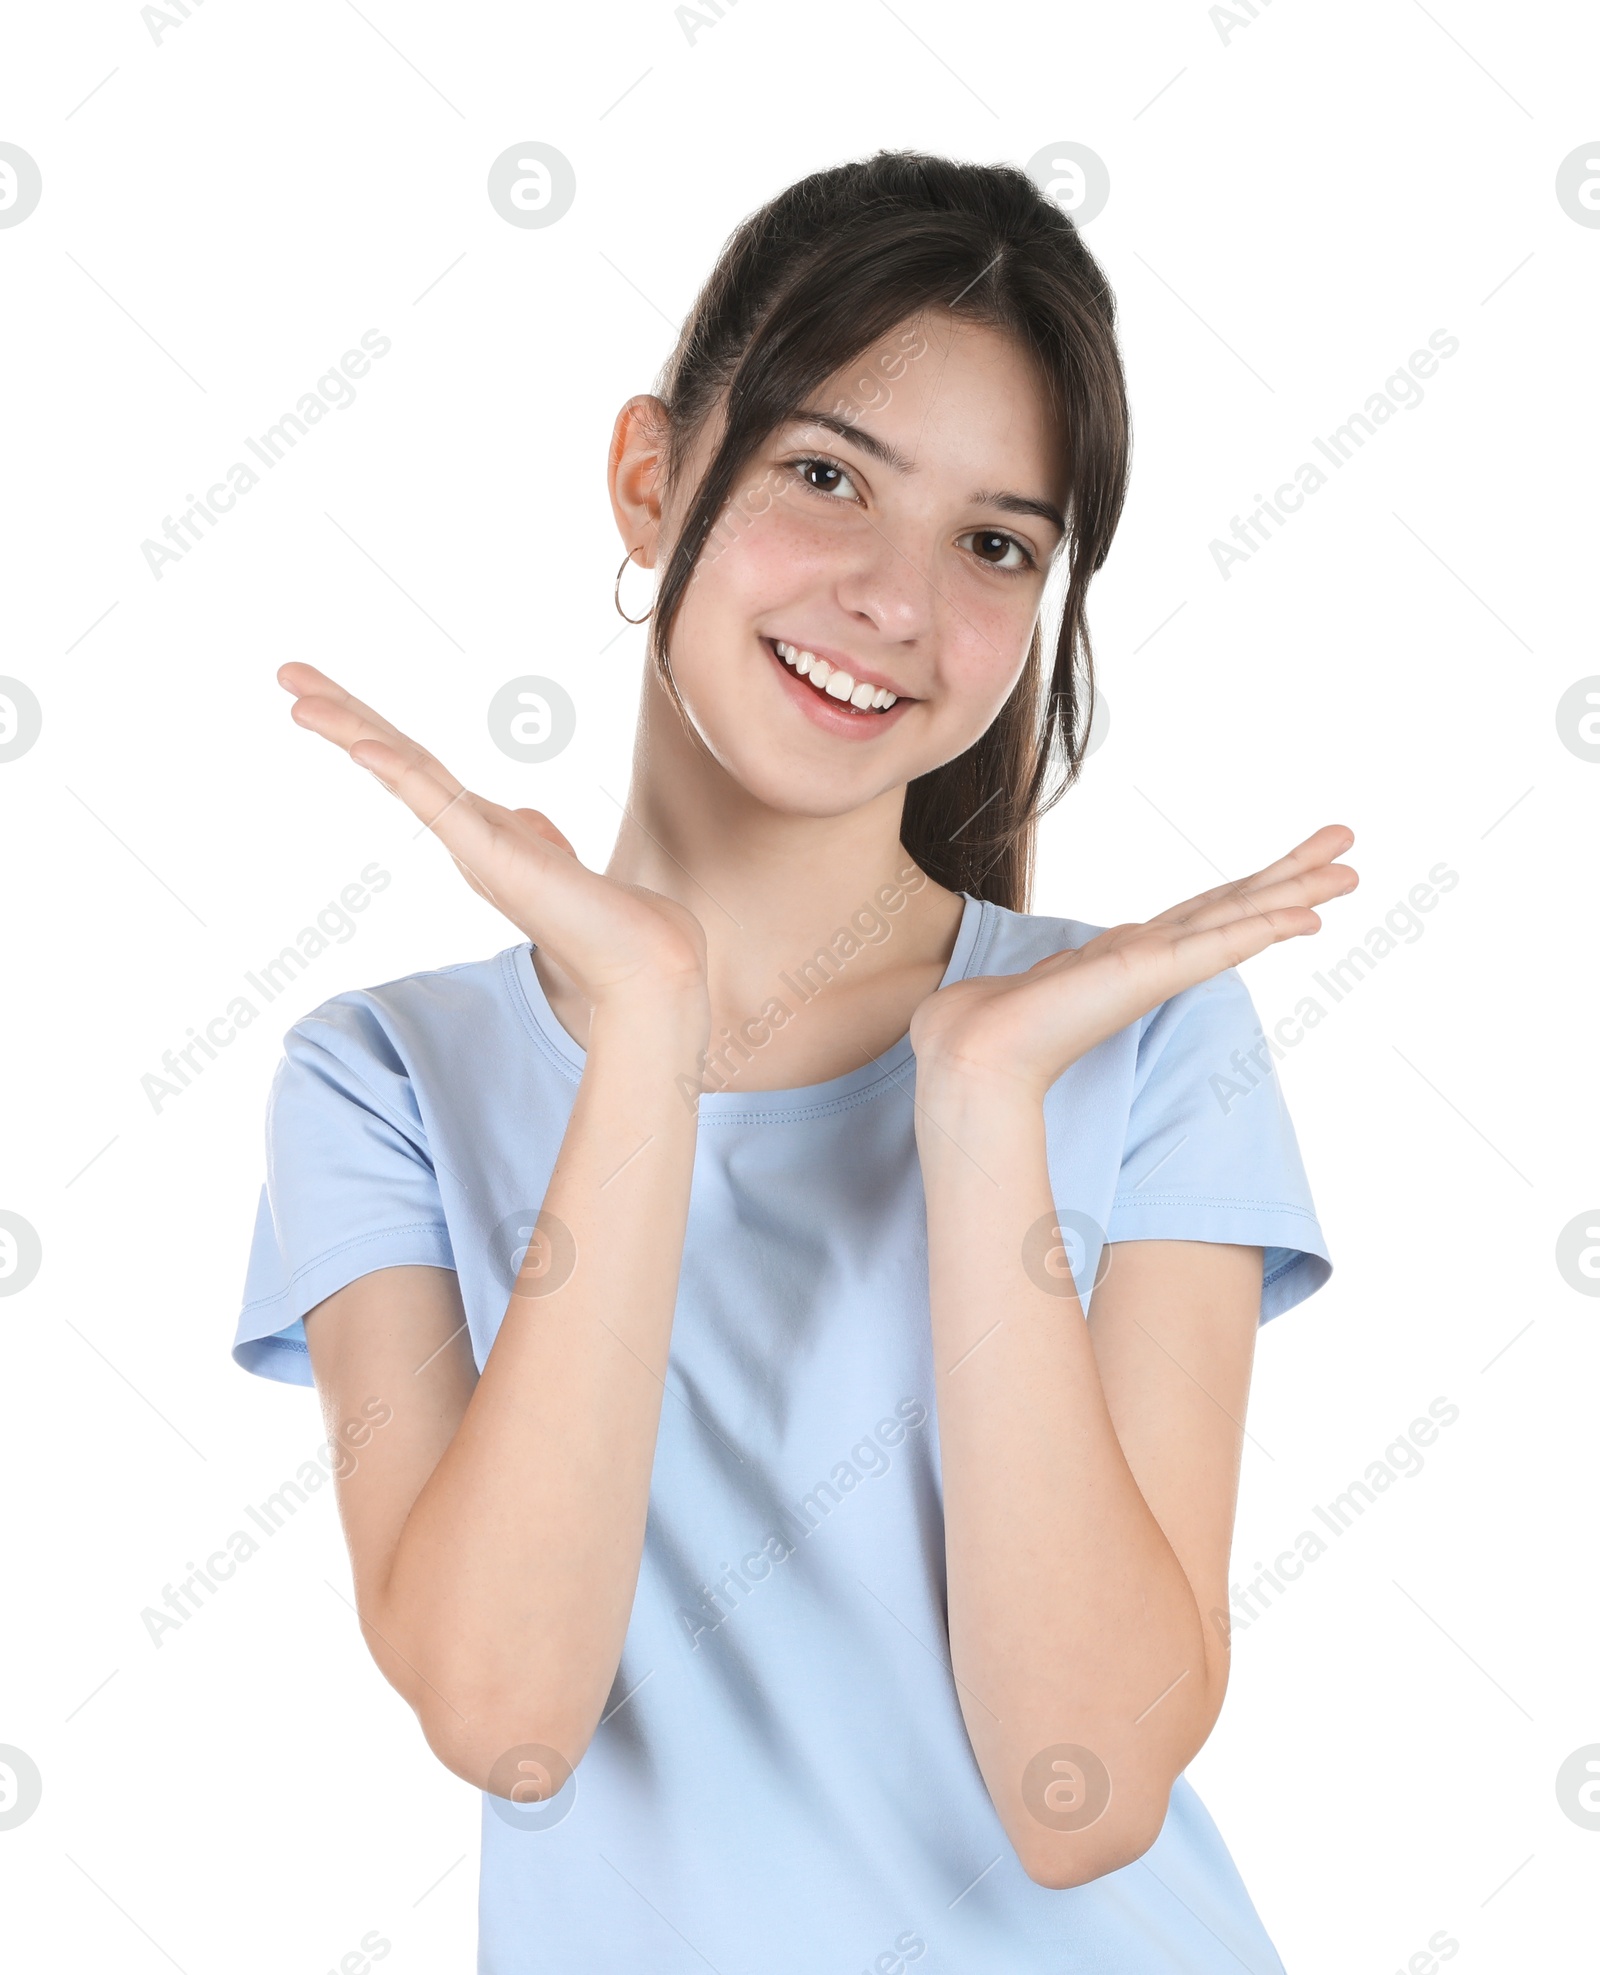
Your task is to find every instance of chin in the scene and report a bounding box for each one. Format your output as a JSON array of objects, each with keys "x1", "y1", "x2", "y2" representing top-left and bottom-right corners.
[
  {"x1": 690, "y1": 714, "x2": 907, "y2": 820},
  {"x1": 733, "y1": 754, "x2": 901, "y2": 822}
]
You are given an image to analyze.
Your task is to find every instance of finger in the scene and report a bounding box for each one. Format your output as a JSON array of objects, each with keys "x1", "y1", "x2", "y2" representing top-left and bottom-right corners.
[
  {"x1": 1160, "y1": 902, "x2": 1325, "y2": 989},
  {"x1": 287, "y1": 673, "x2": 442, "y2": 767},
  {"x1": 280, "y1": 664, "x2": 466, "y2": 801},
  {"x1": 352, "y1": 743, "x2": 580, "y2": 920},
  {"x1": 279, "y1": 663, "x2": 410, "y2": 747},
  {"x1": 1154, "y1": 825, "x2": 1354, "y2": 924},
  {"x1": 507, "y1": 807, "x2": 578, "y2": 860},
  {"x1": 345, "y1": 737, "x2": 526, "y2": 885},
  {"x1": 1167, "y1": 859, "x2": 1357, "y2": 936},
  {"x1": 344, "y1": 734, "x2": 473, "y2": 830},
  {"x1": 1148, "y1": 825, "x2": 1356, "y2": 929}
]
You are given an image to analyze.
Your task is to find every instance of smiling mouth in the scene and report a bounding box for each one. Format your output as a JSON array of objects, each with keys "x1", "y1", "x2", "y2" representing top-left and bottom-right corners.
[{"x1": 763, "y1": 638, "x2": 902, "y2": 714}]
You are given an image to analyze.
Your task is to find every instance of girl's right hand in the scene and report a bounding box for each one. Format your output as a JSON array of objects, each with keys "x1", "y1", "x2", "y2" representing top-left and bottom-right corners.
[{"x1": 278, "y1": 664, "x2": 708, "y2": 1013}]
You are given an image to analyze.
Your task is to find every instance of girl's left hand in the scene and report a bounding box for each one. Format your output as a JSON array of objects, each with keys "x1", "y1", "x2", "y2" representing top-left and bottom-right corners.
[{"x1": 909, "y1": 825, "x2": 1357, "y2": 1099}]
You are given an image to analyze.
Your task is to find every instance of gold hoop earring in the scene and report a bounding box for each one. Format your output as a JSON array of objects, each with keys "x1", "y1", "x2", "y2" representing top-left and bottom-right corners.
[{"x1": 614, "y1": 549, "x2": 654, "y2": 625}]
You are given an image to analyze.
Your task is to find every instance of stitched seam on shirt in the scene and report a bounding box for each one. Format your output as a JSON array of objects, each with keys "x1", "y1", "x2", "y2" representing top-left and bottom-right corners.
[
  {"x1": 500, "y1": 945, "x2": 585, "y2": 1086},
  {"x1": 700, "y1": 899, "x2": 998, "y2": 1126},
  {"x1": 696, "y1": 1065, "x2": 916, "y2": 1126},
  {"x1": 504, "y1": 941, "x2": 910, "y2": 1120},
  {"x1": 1263, "y1": 1253, "x2": 1316, "y2": 1288},
  {"x1": 241, "y1": 1221, "x2": 453, "y2": 1312},
  {"x1": 498, "y1": 907, "x2": 1000, "y2": 1119},
  {"x1": 1110, "y1": 1192, "x2": 1321, "y2": 1216},
  {"x1": 961, "y1": 898, "x2": 998, "y2": 980}
]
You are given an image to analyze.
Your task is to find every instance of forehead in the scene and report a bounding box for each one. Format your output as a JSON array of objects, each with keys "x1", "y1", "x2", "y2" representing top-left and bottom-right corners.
[{"x1": 805, "y1": 312, "x2": 1067, "y2": 497}]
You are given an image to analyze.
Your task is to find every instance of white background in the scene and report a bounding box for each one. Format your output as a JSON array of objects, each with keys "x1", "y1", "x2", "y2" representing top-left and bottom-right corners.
[{"x1": 1, "y1": 2, "x2": 1596, "y2": 1970}]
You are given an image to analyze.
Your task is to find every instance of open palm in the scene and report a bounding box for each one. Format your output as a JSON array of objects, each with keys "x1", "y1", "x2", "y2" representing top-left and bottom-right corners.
[
  {"x1": 909, "y1": 826, "x2": 1358, "y2": 1098},
  {"x1": 278, "y1": 663, "x2": 707, "y2": 1007}
]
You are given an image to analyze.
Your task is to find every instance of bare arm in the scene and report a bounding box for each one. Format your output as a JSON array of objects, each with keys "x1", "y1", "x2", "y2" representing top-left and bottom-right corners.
[
  {"x1": 277, "y1": 662, "x2": 711, "y2": 1795},
  {"x1": 910, "y1": 825, "x2": 1356, "y2": 1885},
  {"x1": 307, "y1": 994, "x2": 703, "y2": 1794},
  {"x1": 918, "y1": 1077, "x2": 1260, "y2": 1886}
]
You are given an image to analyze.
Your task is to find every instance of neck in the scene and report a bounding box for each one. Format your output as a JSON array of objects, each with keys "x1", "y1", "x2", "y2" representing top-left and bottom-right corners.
[{"x1": 592, "y1": 666, "x2": 968, "y2": 1081}]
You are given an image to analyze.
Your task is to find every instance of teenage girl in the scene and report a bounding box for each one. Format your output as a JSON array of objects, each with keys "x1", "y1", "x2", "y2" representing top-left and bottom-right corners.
[{"x1": 234, "y1": 150, "x2": 1356, "y2": 1972}]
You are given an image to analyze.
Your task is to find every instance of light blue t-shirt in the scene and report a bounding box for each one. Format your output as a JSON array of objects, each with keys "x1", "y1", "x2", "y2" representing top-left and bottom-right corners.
[{"x1": 233, "y1": 891, "x2": 1331, "y2": 1974}]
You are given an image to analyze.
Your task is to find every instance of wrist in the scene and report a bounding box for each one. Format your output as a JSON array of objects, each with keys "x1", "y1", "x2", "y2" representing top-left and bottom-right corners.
[
  {"x1": 912, "y1": 1059, "x2": 1049, "y2": 1162},
  {"x1": 582, "y1": 995, "x2": 713, "y2": 1123},
  {"x1": 914, "y1": 1051, "x2": 1051, "y2": 1115},
  {"x1": 587, "y1": 983, "x2": 709, "y2": 1046}
]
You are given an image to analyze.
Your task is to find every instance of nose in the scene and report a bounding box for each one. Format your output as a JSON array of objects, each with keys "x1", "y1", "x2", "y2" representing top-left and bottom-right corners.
[{"x1": 832, "y1": 524, "x2": 938, "y2": 647}]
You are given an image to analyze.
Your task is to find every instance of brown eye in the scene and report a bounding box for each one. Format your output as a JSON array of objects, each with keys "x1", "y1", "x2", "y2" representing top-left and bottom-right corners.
[
  {"x1": 789, "y1": 456, "x2": 860, "y2": 501},
  {"x1": 961, "y1": 529, "x2": 1032, "y2": 572}
]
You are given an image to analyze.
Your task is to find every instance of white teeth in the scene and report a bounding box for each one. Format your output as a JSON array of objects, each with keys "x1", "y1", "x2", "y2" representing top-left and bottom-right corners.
[{"x1": 770, "y1": 639, "x2": 898, "y2": 713}]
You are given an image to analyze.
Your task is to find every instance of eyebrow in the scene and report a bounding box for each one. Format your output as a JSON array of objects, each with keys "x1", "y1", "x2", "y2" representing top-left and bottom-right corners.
[{"x1": 788, "y1": 406, "x2": 1067, "y2": 538}]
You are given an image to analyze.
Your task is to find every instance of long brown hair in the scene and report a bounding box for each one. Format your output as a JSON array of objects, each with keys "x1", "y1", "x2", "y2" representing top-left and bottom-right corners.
[{"x1": 647, "y1": 149, "x2": 1130, "y2": 913}]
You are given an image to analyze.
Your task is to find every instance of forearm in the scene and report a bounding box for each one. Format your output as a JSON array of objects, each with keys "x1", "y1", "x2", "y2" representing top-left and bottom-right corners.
[
  {"x1": 379, "y1": 994, "x2": 706, "y2": 1775},
  {"x1": 917, "y1": 1072, "x2": 1218, "y2": 1884}
]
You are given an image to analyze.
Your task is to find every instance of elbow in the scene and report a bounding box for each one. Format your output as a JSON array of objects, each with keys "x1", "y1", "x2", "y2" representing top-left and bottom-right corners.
[
  {"x1": 999, "y1": 1649, "x2": 1224, "y2": 1890},
  {"x1": 416, "y1": 1694, "x2": 593, "y2": 1802},
  {"x1": 350, "y1": 1590, "x2": 601, "y2": 1801},
  {"x1": 369, "y1": 1615, "x2": 598, "y2": 1798},
  {"x1": 1013, "y1": 1794, "x2": 1170, "y2": 1891}
]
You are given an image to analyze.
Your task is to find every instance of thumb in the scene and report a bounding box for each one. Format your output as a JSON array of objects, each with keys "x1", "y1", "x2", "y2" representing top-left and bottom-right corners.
[{"x1": 508, "y1": 808, "x2": 578, "y2": 859}]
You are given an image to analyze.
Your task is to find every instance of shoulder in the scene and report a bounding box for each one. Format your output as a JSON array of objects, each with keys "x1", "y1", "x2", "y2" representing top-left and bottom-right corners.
[
  {"x1": 974, "y1": 896, "x2": 1258, "y2": 1054},
  {"x1": 270, "y1": 944, "x2": 527, "y2": 1076},
  {"x1": 969, "y1": 896, "x2": 1108, "y2": 974}
]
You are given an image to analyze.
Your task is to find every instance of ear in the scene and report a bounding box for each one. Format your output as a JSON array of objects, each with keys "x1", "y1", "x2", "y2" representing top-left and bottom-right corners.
[{"x1": 607, "y1": 394, "x2": 672, "y2": 571}]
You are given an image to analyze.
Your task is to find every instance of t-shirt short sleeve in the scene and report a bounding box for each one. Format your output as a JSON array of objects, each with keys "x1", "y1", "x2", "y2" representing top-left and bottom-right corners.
[
  {"x1": 232, "y1": 998, "x2": 455, "y2": 1387},
  {"x1": 1105, "y1": 966, "x2": 1332, "y2": 1323}
]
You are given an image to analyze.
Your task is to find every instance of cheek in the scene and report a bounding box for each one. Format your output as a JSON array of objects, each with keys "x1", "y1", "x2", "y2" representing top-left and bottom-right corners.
[
  {"x1": 672, "y1": 485, "x2": 1037, "y2": 717},
  {"x1": 937, "y1": 603, "x2": 1036, "y2": 719},
  {"x1": 686, "y1": 495, "x2": 837, "y2": 626},
  {"x1": 739, "y1": 491, "x2": 846, "y2": 584}
]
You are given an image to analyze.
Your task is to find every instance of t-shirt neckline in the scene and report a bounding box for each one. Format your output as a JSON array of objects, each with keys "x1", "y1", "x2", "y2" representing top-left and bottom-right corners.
[{"x1": 506, "y1": 890, "x2": 991, "y2": 1121}]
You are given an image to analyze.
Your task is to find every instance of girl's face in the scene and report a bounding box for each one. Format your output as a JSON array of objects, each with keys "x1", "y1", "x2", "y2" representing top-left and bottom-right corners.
[{"x1": 636, "y1": 311, "x2": 1070, "y2": 819}]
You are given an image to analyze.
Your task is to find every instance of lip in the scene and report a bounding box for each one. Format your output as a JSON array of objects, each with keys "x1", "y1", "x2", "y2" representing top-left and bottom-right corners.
[
  {"x1": 760, "y1": 636, "x2": 915, "y2": 737},
  {"x1": 770, "y1": 636, "x2": 909, "y2": 700}
]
